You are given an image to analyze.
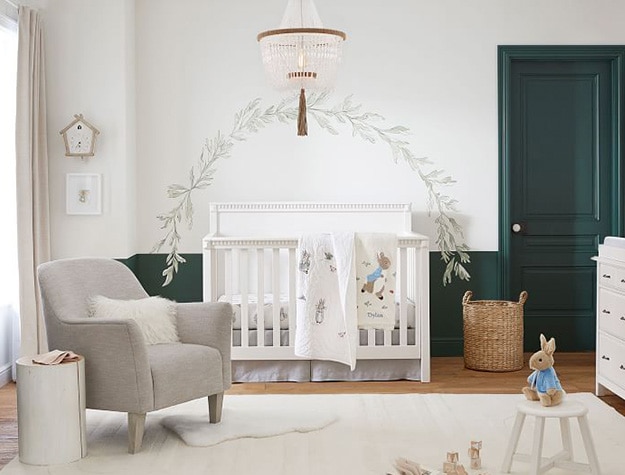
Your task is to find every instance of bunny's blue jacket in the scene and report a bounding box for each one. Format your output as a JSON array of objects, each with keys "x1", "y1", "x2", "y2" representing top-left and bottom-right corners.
[{"x1": 528, "y1": 366, "x2": 562, "y2": 393}]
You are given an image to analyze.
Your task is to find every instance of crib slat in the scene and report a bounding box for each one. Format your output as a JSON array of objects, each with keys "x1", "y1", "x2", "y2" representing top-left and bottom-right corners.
[
  {"x1": 399, "y1": 247, "x2": 408, "y2": 346},
  {"x1": 224, "y1": 250, "x2": 232, "y2": 302},
  {"x1": 256, "y1": 248, "x2": 265, "y2": 347},
  {"x1": 367, "y1": 329, "x2": 375, "y2": 347},
  {"x1": 408, "y1": 247, "x2": 417, "y2": 303},
  {"x1": 224, "y1": 250, "x2": 233, "y2": 347},
  {"x1": 288, "y1": 248, "x2": 296, "y2": 347},
  {"x1": 272, "y1": 248, "x2": 281, "y2": 347},
  {"x1": 384, "y1": 330, "x2": 392, "y2": 347},
  {"x1": 239, "y1": 249, "x2": 249, "y2": 349},
  {"x1": 202, "y1": 245, "x2": 217, "y2": 302}
]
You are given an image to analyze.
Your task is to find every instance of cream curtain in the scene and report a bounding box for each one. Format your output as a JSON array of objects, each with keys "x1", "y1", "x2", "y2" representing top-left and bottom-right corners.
[{"x1": 15, "y1": 6, "x2": 50, "y2": 356}]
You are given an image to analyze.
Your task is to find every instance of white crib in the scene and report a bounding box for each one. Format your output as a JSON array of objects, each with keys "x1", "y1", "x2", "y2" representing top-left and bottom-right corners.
[{"x1": 202, "y1": 202, "x2": 430, "y2": 382}]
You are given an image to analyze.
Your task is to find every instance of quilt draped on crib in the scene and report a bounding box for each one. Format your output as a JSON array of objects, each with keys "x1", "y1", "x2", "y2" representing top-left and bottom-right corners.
[
  {"x1": 295, "y1": 232, "x2": 398, "y2": 369},
  {"x1": 295, "y1": 233, "x2": 358, "y2": 370},
  {"x1": 355, "y1": 233, "x2": 398, "y2": 331}
]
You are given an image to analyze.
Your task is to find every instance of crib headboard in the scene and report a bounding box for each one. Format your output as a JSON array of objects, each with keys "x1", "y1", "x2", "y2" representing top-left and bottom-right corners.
[{"x1": 207, "y1": 202, "x2": 414, "y2": 237}]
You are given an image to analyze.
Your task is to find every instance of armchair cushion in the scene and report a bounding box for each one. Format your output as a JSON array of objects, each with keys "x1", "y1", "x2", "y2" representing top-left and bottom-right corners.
[{"x1": 88, "y1": 295, "x2": 180, "y2": 345}]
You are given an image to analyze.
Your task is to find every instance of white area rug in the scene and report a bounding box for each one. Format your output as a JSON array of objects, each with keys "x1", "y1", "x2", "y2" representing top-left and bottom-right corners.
[
  {"x1": 2, "y1": 393, "x2": 624, "y2": 474},
  {"x1": 160, "y1": 405, "x2": 338, "y2": 446}
]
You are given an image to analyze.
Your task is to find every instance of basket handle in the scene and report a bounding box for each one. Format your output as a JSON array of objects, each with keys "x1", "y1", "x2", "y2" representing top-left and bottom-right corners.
[
  {"x1": 462, "y1": 291, "x2": 473, "y2": 304},
  {"x1": 518, "y1": 291, "x2": 528, "y2": 305}
]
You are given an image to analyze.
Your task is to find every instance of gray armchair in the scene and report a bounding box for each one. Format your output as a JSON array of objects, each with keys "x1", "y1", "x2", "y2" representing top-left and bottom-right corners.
[{"x1": 37, "y1": 258, "x2": 232, "y2": 453}]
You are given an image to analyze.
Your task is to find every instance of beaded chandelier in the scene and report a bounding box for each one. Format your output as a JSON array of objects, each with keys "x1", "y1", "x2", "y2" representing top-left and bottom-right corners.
[{"x1": 257, "y1": 0, "x2": 346, "y2": 136}]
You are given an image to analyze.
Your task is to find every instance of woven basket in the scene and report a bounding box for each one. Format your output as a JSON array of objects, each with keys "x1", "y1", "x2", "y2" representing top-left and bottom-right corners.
[{"x1": 462, "y1": 290, "x2": 527, "y2": 372}]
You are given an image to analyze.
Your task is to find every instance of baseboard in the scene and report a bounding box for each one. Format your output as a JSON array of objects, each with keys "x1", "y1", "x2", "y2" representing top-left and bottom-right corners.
[{"x1": 0, "y1": 362, "x2": 12, "y2": 388}]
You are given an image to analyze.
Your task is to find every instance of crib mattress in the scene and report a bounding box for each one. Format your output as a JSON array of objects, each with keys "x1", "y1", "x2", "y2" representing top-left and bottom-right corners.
[{"x1": 219, "y1": 294, "x2": 417, "y2": 330}]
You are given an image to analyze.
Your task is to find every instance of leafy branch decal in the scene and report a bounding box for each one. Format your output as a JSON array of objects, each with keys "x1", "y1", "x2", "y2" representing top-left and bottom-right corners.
[{"x1": 153, "y1": 92, "x2": 471, "y2": 286}]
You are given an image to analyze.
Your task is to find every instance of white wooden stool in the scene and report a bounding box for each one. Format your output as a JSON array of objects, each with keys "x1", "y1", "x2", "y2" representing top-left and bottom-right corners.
[{"x1": 501, "y1": 399, "x2": 600, "y2": 475}]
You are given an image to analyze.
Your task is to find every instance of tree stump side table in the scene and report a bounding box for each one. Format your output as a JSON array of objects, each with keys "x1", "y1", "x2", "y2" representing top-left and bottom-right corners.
[{"x1": 16, "y1": 355, "x2": 87, "y2": 465}]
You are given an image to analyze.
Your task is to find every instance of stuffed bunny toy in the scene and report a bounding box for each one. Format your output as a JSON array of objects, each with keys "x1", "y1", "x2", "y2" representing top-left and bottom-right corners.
[{"x1": 522, "y1": 334, "x2": 564, "y2": 406}]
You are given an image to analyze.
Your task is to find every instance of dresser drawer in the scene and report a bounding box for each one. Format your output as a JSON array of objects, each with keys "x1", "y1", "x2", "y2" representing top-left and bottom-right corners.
[
  {"x1": 598, "y1": 332, "x2": 625, "y2": 388},
  {"x1": 598, "y1": 288, "x2": 625, "y2": 339},
  {"x1": 599, "y1": 263, "x2": 625, "y2": 292}
]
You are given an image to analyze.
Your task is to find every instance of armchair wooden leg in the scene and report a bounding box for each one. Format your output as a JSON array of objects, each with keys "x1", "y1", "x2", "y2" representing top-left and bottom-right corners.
[
  {"x1": 128, "y1": 412, "x2": 146, "y2": 454},
  {"x1": 208, "y1": 392, "x2": 224, "y2": 423}
]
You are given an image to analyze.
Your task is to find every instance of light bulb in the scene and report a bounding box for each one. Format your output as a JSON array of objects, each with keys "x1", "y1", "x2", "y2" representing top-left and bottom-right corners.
[{"x1": 298, "y1": 49, "x2": 306, "y2": 70}]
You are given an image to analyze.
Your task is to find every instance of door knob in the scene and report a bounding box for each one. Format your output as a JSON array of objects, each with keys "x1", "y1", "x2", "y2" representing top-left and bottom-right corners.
[{"x1": 512, "y1": 223, "x2": 523, "y2": 233}]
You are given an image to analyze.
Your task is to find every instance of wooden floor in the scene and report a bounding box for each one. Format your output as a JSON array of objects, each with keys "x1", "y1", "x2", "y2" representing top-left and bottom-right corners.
[{"x1": 1, "y1": 353, "x2": 623, "y2": 470}]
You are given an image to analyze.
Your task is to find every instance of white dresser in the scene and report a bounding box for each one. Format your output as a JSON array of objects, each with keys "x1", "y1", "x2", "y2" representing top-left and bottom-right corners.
[{"x1": 594, "y1": 237, "x2": 625, "y2": 400}]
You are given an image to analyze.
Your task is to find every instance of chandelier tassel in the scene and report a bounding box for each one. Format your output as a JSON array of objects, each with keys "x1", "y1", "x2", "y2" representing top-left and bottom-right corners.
[{"x1": 297, "y1": 88, "x2": 308, "y2": 136}]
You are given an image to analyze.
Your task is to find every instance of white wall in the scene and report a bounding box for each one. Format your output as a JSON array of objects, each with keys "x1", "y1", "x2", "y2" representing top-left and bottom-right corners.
[
  {"x1": 30, "y1": 0, "x2": 625, "y2": 259},
  {"x1": 23, "y1": 0, "x2": 136, "y2": 259}
]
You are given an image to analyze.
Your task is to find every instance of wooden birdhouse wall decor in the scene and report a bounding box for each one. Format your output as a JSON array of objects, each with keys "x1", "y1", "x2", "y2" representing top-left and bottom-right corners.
[{"x1": 60, "y1": 114, "x2": 100, "y2": 158}]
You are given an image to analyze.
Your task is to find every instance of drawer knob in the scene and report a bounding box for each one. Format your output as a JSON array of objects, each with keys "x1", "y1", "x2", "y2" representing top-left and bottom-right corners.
[
  {"x1": 602, "y1": 355, "x2": 611, "y2": 360},
  {"x1": 621, "y1": 365, "x2": 625, "y2": 371},
  {"x1": 603, "y1": 274, "x2": 612, "y2": 279},
  {"x1": 621, "y1": 279, "x2": 625, "y2": 283},
  {"x1": 602, "y1": 309, "x2": 611, "y2": 314},
  {"x1": 621, "y1": 317, "x2": 625, "y2": 321}
]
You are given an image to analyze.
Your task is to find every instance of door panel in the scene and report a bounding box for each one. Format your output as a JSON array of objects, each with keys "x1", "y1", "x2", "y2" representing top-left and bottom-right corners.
[
  {"x1": 520, "y1": 267, "x2": 595, "y2": 311},
  {"x1": 523, "y1": 75, "x2": 598, "y2": 217},
  {"x1": 500, "y1": 47, "x2": 624, "y2": 351}
]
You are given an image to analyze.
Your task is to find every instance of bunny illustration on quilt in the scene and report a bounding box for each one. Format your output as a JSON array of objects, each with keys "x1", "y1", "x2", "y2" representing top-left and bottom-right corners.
[{"x1": 361, "y1": 252, "x2": 392, "y2": 300}]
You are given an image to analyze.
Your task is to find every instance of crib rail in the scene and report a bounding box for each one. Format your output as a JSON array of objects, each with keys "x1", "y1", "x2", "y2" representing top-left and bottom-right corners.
[{"x1": 203, "y1": 234, "x2": 429, "y2": 368}]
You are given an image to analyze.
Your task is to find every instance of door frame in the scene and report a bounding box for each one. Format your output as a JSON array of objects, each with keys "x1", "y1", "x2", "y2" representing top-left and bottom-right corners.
[{"x1": 498, "y1": 45, "x2": 625, "y2": 299}]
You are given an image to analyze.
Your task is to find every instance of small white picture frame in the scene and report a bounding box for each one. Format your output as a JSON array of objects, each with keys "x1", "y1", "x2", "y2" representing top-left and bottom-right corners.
[{"x1": 66, "y1": 173, "x2": 102, "y2": 215}]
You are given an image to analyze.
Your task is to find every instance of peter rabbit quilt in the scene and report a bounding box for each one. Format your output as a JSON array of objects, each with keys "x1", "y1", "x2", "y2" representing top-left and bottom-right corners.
[
  {"x1": 355, "y1": 233, "x2": 397, "y2": 331},
  {"x1": 295, "y1": 233, "x2": 358, "y2": 370}
]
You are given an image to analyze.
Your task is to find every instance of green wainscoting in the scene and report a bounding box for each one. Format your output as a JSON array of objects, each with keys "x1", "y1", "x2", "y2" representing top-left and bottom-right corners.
[
  {"x1": 118, "y1": 254, "x2": 204, "y2": 303},
  {"x1": 119, "y1": 252, "x2": 501, "y2": 356},
  {"x1": 429, "y1": 252, "x2": 500, "y2": 356}
]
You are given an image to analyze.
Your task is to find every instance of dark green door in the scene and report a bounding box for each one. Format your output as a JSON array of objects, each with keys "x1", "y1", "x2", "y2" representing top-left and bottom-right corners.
[{"x1": 499, "y1": 46, "x2": 625, "y2": 351}]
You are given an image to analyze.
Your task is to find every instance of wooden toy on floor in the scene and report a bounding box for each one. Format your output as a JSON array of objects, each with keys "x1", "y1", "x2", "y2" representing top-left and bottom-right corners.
[
  {"x1": 443, "y1": 452, "x2": 467, "y2": 475},
  {"x1": 467, "y1": 440, "x2": 482, "y2": 469}
]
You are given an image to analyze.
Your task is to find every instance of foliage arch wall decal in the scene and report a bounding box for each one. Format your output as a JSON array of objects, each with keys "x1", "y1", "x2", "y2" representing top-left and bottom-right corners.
[{"x1": 152, "y1": 92, "x2": 471, "y2": 287}]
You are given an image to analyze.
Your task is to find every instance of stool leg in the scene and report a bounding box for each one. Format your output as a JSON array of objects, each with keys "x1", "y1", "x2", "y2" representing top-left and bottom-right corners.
[
  {"x1": 578, "y1": 415, "x2": 601, "y2": 475},
  {"x1": 559, "y1": 417, "x2": 573, "y2": 461},
  {"x1": 529, "y1": 416, "x2": 545, "y2": 475},
  {"x1": 501, "y1": 412, "x2": 526, "y2": 473}
]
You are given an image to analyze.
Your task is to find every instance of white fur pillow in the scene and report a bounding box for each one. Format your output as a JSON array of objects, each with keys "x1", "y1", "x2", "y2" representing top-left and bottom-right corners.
[{"x1": 88, "y1": 295, "x2": 180, "y2": 345}]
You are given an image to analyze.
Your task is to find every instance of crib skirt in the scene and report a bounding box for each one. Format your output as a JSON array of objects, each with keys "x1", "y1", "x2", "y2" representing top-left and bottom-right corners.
[{"x1": 232, "y1": 358, "x2": 422, "y2": 382}]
